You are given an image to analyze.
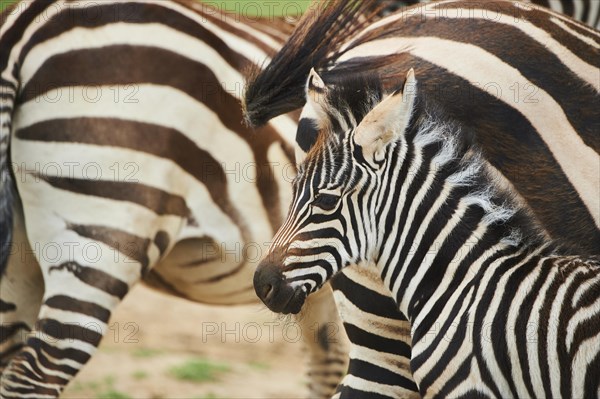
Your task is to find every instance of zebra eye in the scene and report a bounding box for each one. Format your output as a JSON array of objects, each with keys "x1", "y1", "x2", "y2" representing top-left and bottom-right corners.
[{"x1": 312, "y1": 193, "x2": 339, "y2": 211}]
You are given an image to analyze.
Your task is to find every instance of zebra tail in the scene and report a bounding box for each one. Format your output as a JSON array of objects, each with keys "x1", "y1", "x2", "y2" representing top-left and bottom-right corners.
[
  {"x1": 0, "y1": 90, "x2": 13, "y2": 277},
  {"x1": 243, "y1": 0, "x2": 384, "y2": 128}
]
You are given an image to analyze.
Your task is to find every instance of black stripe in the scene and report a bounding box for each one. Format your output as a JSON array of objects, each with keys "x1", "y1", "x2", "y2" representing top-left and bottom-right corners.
[
  {"x1": 336, "y1": 385, "x2": 396, "y2": 399},
  {"x1": 0, "y1": 299, "x2": 16, "y2": 312},
  {"x1": 343, "y1": 322, "x2": 411, "y2": 359},
  {"x1": 68, "y1": 223, "x2": 150, "y2": 272},
  {"x1": 0, "y1": 322, "x2": 30, "y2": 344},
  {"x1": 200, "y1": 10, "x2": 277, "y2": 56},
  {"x1": 347, "y1": 358, "x2": 416, "y2": 389},
  {"x1": 153, "y1": 230, "x2": 170, "y2": 256},
  {"x1": 433, "y1": 2, "x2": 598, "y2": 66},
  {"x1": 535, "y1": 263, "x2": 566, "y2": 398},
  {"x1": 514, "y1": 258, "x2": 554, "y2": 397},
  {"x1": 436, "y1": 355, "x2": 476, "y2": 397},
  {"x1": 584, "y1": 350, "x2": 600, "y2": 398},
  {"x1": 0, "y1": 0, "x2": 53, "y2": 74},
  {"x1": 44, "y1": 295, "x2": 111, "y2": 323},
  {"x1": 0, "y1": 343, "x2": 23, "y2": 366},
  {"x1": 38, "y1": 174, "x2": 191, "y2": 218},
  {"x1": 17, "y1": 2, "x2": 252, "y2": 76},
  {"x1": 22, "y1": 337, "x2": 80, "y2": 377},
  {"x1": 48, "y1": 262, "x2": 128, "y2": 299},
  {"x1": 364, "y1": 12, "x2": 599, "y2": 153},
  {"x1": 331, "y1": 271, "x2": 407, "y2": 320},
  {"x1": 489, "y1": 255, "x2": 543, "y2": 398},
  {"x1": 38, "y1": 318, "x2": 102, "y2": 346}
]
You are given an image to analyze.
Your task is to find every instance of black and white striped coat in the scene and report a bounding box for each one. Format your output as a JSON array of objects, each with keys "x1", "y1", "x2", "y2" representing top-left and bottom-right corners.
[
  {"x1": 379, "y1": 0, "x2": 600, "y2": 28},
  {"x1": 0, "y1": 1, "x2": 349, "y2": 397},
  {"x1": 245, "y1": 1, "x2": 599, "y2": 397},
  {"x1": 254, "y1": 68, "x2": 600, "y2": 398}
]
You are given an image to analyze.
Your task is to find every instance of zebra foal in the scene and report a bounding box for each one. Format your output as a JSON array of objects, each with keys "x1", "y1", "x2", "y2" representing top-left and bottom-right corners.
[
  {"x1": 254, "y1": 69, "x2": 600, "y2": 398},
  {"x1": 244, "y1": 1, "x2": 599, "y2": 397},
  {"x1": 0, "y1": 1, "x2": 350, "y2": 397}
]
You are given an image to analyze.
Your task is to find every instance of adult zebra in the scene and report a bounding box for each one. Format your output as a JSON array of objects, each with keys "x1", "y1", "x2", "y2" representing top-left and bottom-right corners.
[
  {"x1": 244, "y1": 0, "x2": 599, "y2": 397},
  {"x1": 253, "y1": 67, "x2": 600, "y2": 398},
  {"x1": 0, "y1": 1, "x2": 358, "y2": 397}
]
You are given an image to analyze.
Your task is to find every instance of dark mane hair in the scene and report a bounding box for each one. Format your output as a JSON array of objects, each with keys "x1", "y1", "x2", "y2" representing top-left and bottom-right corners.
[
  {"x1": 325, "y1": 72, "x2": 386, "y2": 131},
  {"x1": 243, "y1": 0, "x2": 383, "y2": 128}
]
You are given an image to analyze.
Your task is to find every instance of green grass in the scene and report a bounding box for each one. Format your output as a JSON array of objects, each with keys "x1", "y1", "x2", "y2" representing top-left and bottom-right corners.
[
  {"x1": 248, "y1": 361, "x2": 270, "y2": 371},
  {"x1": 95, "y1": 390, "x2": 132, "y2": 399},
  {"x1": 69, "y1": 375, "x2": 131, "y2": 399},
  {"x1": 168, "y1": 358, "x2": 231, "y2": 383},
  {"x1": 1, "y1": 0, "x2": 17, "y2": 12},
  {"x1": 131, "y1": 347, "x2": 163, "y2": 358},
  {"x1": 131, "y1": 370, "x2": 148, "y2": 380}
]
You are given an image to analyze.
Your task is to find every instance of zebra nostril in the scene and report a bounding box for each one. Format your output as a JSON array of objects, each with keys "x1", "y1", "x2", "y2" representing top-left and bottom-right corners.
[{"x1": 261, "y1": 283, "x2": 274, "y2": 302}]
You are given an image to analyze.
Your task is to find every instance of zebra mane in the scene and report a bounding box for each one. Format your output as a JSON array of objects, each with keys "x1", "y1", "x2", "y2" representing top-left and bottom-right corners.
[
  {"x1": 408, "y1": 108, "x2": 551, "y2": 249},
  {"x1": 322, "y1": 72, "x2": 385, "y2": 133},
  {"x1": 243, "y1": 0, "x2": 384, "y2": 128}
]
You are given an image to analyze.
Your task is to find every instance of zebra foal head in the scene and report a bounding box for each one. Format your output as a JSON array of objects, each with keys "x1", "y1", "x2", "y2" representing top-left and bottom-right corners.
[{"x1": 254, "y1": 69, "x2": 417, "y2": 314}]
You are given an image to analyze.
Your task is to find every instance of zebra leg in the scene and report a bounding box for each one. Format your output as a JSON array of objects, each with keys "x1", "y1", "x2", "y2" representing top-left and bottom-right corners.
[
  {"x1": 0, "y1": 221, "x2": 147, "y2": 397},
  {"x1": 0, "y1": 202, "x2": 44, "y2": 373},
  {"x1": 0, "y1": 174, "x2": 171, "y2": 397},
  {"x1": 297, "y1": 283, "x2": 349, "y2": 398}
]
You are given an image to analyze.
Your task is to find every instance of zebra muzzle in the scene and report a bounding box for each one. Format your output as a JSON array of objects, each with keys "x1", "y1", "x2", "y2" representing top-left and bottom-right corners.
[{"x1": 254, "y1": 261, "x2": 307, "y2": 314}]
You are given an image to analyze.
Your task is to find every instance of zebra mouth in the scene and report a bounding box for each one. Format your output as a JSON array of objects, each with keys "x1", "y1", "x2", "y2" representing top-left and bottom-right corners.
[
  {"x1": 279, "y1": 286, "x2": 307, "y2": 315},
  {"x1": 254, "y1": 260, "x2": 308, "y2": 314}
]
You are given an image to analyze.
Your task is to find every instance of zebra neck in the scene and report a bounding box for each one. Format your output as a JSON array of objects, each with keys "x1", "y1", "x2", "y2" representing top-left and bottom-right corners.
[{"x1": 374, "y1": 116, "x2": 551, "y2": 322}]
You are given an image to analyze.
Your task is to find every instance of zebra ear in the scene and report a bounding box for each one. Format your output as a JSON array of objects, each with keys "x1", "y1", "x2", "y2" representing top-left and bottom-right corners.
[
  {"x1": 354, "y1": 69, "x2": 417, "y2": 159},
  {"x1": 305, "y1": 68, "x2": 330, "y2": 123}
]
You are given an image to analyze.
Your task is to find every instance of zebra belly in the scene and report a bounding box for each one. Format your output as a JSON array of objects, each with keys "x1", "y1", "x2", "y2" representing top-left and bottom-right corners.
[{"x1": 145, "y1": 235, "x2": 261, "y2": 305}]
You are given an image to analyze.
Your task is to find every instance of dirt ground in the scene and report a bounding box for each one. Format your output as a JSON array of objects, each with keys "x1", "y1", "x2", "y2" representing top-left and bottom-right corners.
[{"x1": 62, "y1": 284, "x2": 311, "y2": 399}]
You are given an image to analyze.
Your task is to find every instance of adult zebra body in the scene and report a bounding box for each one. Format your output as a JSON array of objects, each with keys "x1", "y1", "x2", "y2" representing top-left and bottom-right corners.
[
  {"x1": 244, "y1": 1, "x2": 599, "y2": 397},
  {"x1": 253, "y1": 68, "x2": 600, "y2": 398},
  {"x1": 379, "y1": 0, "x2": 600, "y2": 28},
  {"x1": 0, "y1": 1, "x2": 352, "y2": 397}
]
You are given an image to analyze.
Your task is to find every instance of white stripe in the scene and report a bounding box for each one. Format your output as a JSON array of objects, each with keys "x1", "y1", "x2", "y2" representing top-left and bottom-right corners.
[
  {"x1": 526, "y1": 264, "x2": 559, "y2": 398},
  {"x1": 574, "y1": 0, "x2": 584, "y2": 22},
  {"x1": 0, "y1": 0, "x2": 33, "y2": 39},
  {"x1": 548, "y1": 0, "x2": 564, "y2": 14},
  {"x1": 505, "y1": 264, "x2": 543, "y2": 398},
  {"x1": 346, "y1": 6, "x2": 599, "y2": 86},
  {"x1": 268, "y1": 114, "x2": 298, "y2": 147},
  {"x1": 571, "y1": 333, "x2": 600, "y2": 398},
  {"x1": 547, "y1": 269, "x2": 581, "y2": 398},
  {"x1": 588, "y1": 0, "x2": 600, "y2": 28},
  {"x1": 550, "y1": 17, "x2": 600, "y2": 48},
  {"x1": 218, "y1": 13, "x2": 281, "y2": 51},
  {"x1": 1, "y1": 0, "x2": 71, "y2": 87},
  {"x1": 20, "y1": 23, "x2": 246, "y2": 98},
  {"x1": 339, "y1": 37, "x2": 600, "y2": 228},
  {"x1": 150, "y1": 0, "x2": 271, "y2": 65}
]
